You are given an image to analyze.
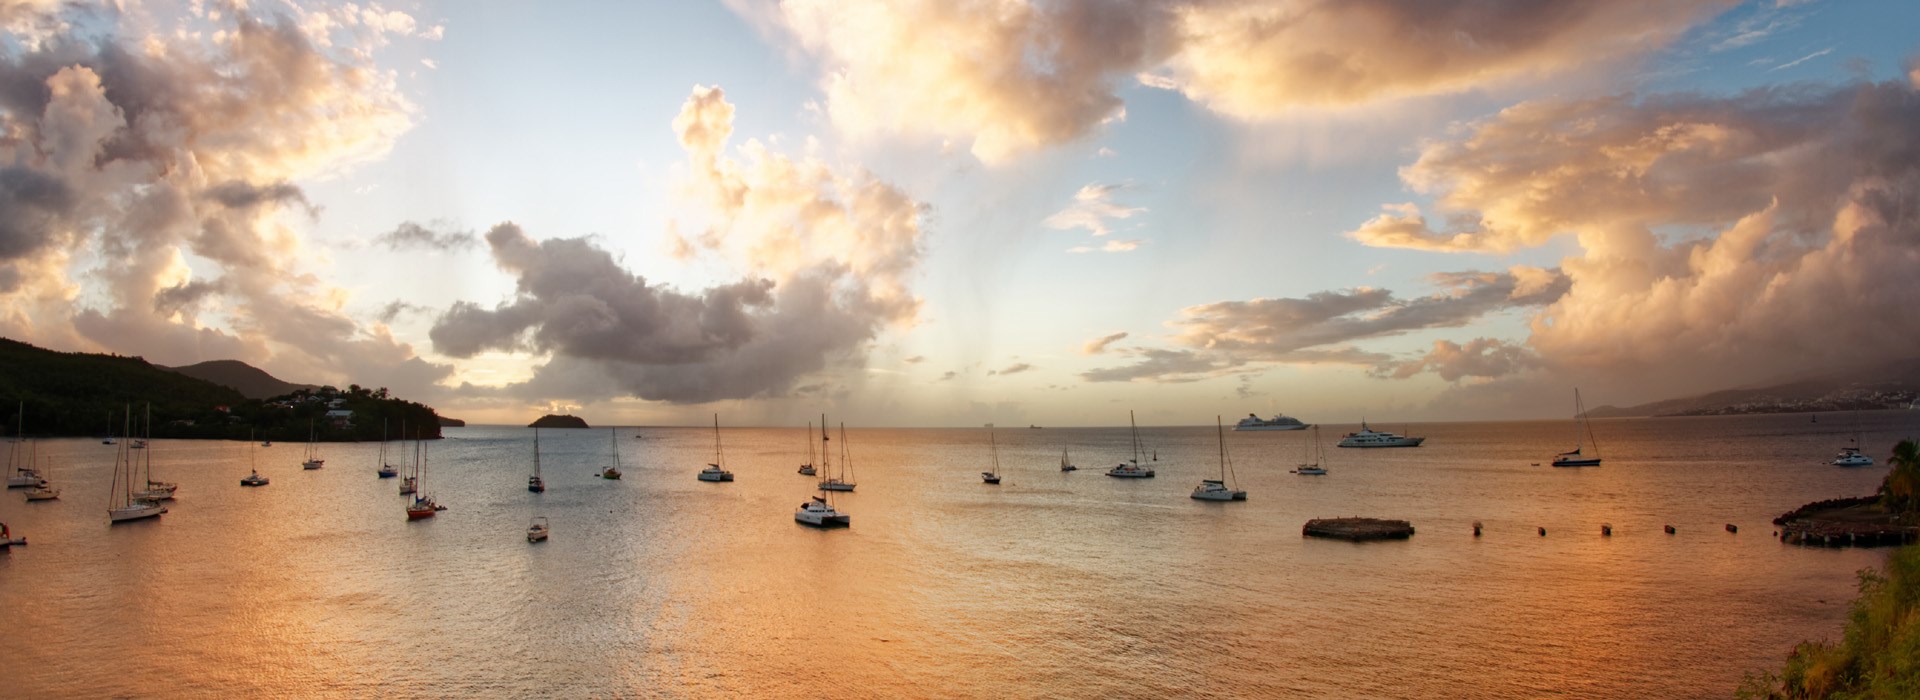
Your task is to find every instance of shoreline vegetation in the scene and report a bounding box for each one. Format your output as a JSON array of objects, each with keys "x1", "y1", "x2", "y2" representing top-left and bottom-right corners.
[
  {"x1": 1744, "y1": 439, "x2": 1919, "y2": 697},
  {"x1": 528, "y1": 414, "x2": 591, "y2": 429},
  {"x1": 0, "y1": 337, "x2": 445, "y2": 442}
]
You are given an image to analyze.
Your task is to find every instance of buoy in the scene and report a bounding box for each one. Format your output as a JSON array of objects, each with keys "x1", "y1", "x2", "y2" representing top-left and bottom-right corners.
[
  {"x1": 1664, "y1": 525, "x2": 1676, "y2": 535},
  {"x1": 1725, "y1": 523, "x2": 1738, "y2": 533},
  {"x1": 1601, "y1": 524, "x2": 1612, "y2": 536},
  {"x1": 1538, "y1": 527, "x2": 1547, "y2": 537},
  {"x1": 1472, "y1": 520, "x2": 1483, "y2": 537}
]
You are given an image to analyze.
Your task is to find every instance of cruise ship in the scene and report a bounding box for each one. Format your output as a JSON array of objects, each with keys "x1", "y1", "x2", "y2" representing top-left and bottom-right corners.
[
  {"x1": 1233, "y1": 413, "x2": 1309, "y2": 431},
  {"x1": 1336, "y1": 422, "x2": 1425, "y2": 448}
]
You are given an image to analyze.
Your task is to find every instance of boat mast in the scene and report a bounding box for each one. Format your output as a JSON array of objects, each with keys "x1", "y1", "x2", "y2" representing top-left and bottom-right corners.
[
  {"x1": 840, "y1": 422, "x2": 853, "y2": 483},
  {"x1": 1129, "y1": 410, "x2": 1141, "y2": 466},
  {"x1": 807, "y1": 421, "x2": 815, "y2": 469},
  {"x1": 142, "y1": 403, "x2": 153, "y2": 485},
  {"x1": 1216, "y1": 415, "x2": 1226, "y2": 481},
  {"x1": 712, "y1": 413, "x2": 723, "y2": 468},
  {"x1": 1576, "y1": 388, "x2": 1600, "y2": 458},
  {"x1": 533, "y1": 426, "x2": 542, "y2": 478},
  {"x1": 989, "y1": 428, "x2": 999, "y2": 476}
]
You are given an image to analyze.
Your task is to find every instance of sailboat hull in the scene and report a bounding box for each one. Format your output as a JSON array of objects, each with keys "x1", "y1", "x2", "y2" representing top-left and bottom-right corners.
[
  {"x1": 406, "y1": 507, "x2": 437, "y2": 520},
  {"x1": 794, "y1": 512, "x2": 851, "y2": 527},
  {"x1": 302, "y1": 460, "x2": 324, "y2": 470},
  {"x1": 1191, "y1": 490, "x2": 1247, "y2": 501},
  {"x1": 108, "y1": 503, "x2": 167, "y2": 522},
  {"x1": 1551, "y1": 458, "x2": 1602, "y2": 467},
  {"x1": 982, "y1": 473, "x2": 1001, "y2": 484}
]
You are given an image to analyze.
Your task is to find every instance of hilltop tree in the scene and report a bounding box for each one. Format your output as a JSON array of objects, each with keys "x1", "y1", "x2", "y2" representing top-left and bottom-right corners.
[{"x1": 1884, "y1": 439, "x2": 1920, "y2": 515}]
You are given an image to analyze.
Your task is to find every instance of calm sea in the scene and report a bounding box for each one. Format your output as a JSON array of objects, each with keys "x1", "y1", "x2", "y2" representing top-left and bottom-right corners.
[{"x1": 2, "y1": 411, "x2": 1916, "y2": 698}]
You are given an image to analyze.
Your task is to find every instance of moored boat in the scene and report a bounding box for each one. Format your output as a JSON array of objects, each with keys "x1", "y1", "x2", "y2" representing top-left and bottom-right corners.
[
  {"x1": 1336, "y1": 421, "x2": 1425, "y2": 448},
  {"x1": 1192, "y1": 416, "x2": 1246, "y2": 501},
  {"x1": 698, "y1": 414, "x2": 735, "y2": 482},
  {"x1": 794, "y1": 495, "x2": 850, "y2": 527}
]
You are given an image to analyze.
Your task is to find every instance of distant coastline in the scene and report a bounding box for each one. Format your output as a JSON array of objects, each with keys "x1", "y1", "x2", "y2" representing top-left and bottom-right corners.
[{"x1": 529, "y1": 414, "x2": 590, "y2": 429}]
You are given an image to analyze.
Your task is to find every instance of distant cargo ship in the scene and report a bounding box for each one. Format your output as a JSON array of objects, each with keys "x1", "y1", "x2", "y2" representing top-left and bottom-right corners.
[{"x1": 1233, "y1": 413, "x2": 1309, "y2": 431}]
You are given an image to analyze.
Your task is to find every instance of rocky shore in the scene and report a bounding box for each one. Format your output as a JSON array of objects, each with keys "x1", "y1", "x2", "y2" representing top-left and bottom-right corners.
[{"x1": 1303, "y1": 517, "x2": 1416, "y2": 541}]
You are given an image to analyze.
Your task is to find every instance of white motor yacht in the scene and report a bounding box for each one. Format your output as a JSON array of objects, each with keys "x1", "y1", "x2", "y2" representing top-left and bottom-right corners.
[
  {"x1": 1336, "y1": 421, "x2": 1425, "y2": 448},
  {"x1": 794, "y1": 496, "x2": 850, "y2": 527}
]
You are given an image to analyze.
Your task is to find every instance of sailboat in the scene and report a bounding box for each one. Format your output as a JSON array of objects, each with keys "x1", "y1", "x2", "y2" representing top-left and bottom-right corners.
[
  {"x1": 377, "y1": 419, "x2": 398, "y2": 477},
  {"x1": 302, "y1": 419, "x2": 324, "y2": 469},
  {"x1": 1832, "y1": 412, "x2": 1875, "y2": 466},
  {"x1": 798, "y1": 421, "x2": 817, "y2": 475},
  {"x1": 1292, "y1": 426, "x2": 1328, "y2": 475},
  {"x1": 794, "y1": 494, "x2": 851, "y2": 527},
  {"x1": 529, "y1": 427, "x2": 546, "y2": 492},
  {"x1": 600, "y1": 428, "x2": 622, "y2": 479},
  {"x1": 101, "y1": 411, "x2": 115, "y2": 445},
  {"x1": 398, "y1": 421, "x2": 418, "y2": 494},
  {"x1": 698, "y1": 414, "x2": 735, "y2": 482},
  {"x1": 25, "y1": 443, "x2": 59, "y2": 501},
  {"x1": 6, "y1": 402, "x2": 43, "y2": 488},
  {"x1": 241, "y1": 429, "x2": 269, "y2": 486},
  {"x1": 405, "y1": 434, "x2": 442, "y2": 519},
  {"x1": 1551, "y1": 389, "x2": 1603, "y2": 467},
  {"x1": 527, "y1": 516, "x2": 550, "y2": 542},
  {"x1": 1193, "y1": 416, "x2": 1248, "y2": 500},
  {"x1": 1059, "y1": 446, "x2": 1077, "y2": 472},
  {"x1": 107, "y1": 407, "x2": 167, "y2": 523},
  {"x1": 133, "y1": 405, "x2": 176, "y2": 501},
  {"x1": 982, "y1": 428, "x2": 1002, "y2": 484},
  {"x1": 817, "y1": 417, "x2": 855, "y2": 491},
  {"x1": 1105, "y1": 411, "x2": 1156, "y2": 478}
]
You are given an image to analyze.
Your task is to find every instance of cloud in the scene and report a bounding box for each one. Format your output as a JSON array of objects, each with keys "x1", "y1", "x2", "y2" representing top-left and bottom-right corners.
[
  {"x1": 1082, "y1": 331, "x2": 1129, "y2": 355},
  {"x1": 430, "y1": 86, "x2": 927, "y2": 404},
  {"x1": 747, "y1": 0, "x2": 1731, "y2": 160},
  {"x1": 376, "y1": 221, "x2": 477, "y2": 251},
  {"x1": 376, "y1": 300, "x2": 428, "y2": 324},
  {"x1": 1769, "y1": 47, "x2": 1831, "y2": 72},
  {"x1": 903, "y1": 354, "x2": 925, "y2": 364},
  {"x1": 1067, "y1": 239, "x2": 1143, "y2": 254},
  {"x1": 0, "y1": 4, "x2": 446, "y2": 399},
  {"x1": 989, "y1": 362, "x2": 1034, "y2": 376},
  {"x1": 1044, "y1": 183, "x2": 1144, "y2": 236},
  {"x1": 1084, "y1": 267, "x2": 1564, "y2": 382},
  {"x1": 1373, "y1": 337, "x2": 1537, "y2": 381},
  {"x1": 938, "y1": 370, "x2": 959, "y2": 381},
  {"x1": 1355, "y1": 77, "x2": 1920, "y2": 404}
]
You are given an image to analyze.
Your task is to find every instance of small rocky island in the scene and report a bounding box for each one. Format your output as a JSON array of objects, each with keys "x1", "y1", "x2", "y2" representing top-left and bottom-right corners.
[
  {"x1": 1775, "y1": 439, "x2": 1920, "y2": 547},
  {"x1": 1303, "y1": 517, "x2": 1416, "y2": 541},
  {"x1": 529, "y1": 414, "x2": 590, "y2": 429}
]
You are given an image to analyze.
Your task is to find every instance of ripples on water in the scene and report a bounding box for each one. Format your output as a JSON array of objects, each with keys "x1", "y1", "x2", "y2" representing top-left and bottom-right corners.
[{"x1": 1, "y1": 411, "x2": 1914, "y2": 697}]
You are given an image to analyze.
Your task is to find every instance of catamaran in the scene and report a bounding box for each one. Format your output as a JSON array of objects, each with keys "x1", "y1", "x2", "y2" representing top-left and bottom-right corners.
[
  {"x1": 1293, "y1": 426, "x2": 1329, "y2": 475},
  {"x1": 698, "y1": 414, "x2": 735, "y2": 482},
  {"x1": 1106, "y1": 411, "x2": 1156, "y2": 478},
  {"x1": 1551, "y1": 389, "x2": 1603, "y2": 467}
]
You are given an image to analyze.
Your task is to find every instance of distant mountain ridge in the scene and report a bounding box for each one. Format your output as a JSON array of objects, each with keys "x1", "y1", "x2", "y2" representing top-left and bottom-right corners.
[
  {"x1": 164, "y1": 359, "x2": 317, "y2": 399},
  {"x1": 1586, "y1": 359, "x2": 1920, "y2": 418}
]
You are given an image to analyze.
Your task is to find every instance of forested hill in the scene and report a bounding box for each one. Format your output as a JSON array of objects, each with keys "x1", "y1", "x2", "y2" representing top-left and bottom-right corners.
[{"x1": 0, "y1": 338, "x2": 444, "y2": 441}]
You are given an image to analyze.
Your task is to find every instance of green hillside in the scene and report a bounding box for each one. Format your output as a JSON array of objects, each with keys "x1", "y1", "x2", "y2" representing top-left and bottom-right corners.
[{"x1": 0, "y1": 338, "x2": 442, "y2": 441}]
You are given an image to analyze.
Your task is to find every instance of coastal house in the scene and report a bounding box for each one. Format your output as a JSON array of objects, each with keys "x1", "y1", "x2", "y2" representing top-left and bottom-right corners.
[{"x1": 325, "y1": 409, "x2": 354, "y2": 429}]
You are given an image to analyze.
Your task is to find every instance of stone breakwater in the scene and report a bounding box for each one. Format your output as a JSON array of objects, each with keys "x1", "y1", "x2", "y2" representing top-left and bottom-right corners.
[{"x1": 1303, "y1": 518, "x2": 1415, "y2": 542}]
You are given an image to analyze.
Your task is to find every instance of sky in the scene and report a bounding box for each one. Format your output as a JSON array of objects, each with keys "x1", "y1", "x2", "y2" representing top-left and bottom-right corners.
[{"x1": 2, "y1": 0, "x2": 1918, "y2": 427}]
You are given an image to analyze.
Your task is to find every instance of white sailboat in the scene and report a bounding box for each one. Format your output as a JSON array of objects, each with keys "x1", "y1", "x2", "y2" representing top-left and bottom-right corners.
[
  {"x1": 1551, "y1": 389, "x2": 1602, "y2": 467},
  {"x1": 1059, "y1": 446, "x2": 1077, "y2": 472},
  {"x1": 818, "y1": 417, "x2": 855, "y2": 491},
  {"x1": 798, "y1": 421, "x2": 817, "y2": 476},
  {"x1": 302, "y1": 419, "x2": 324, "y2": 469},
  {"x1": 698, "y1": 414, "x2": 735, "y2": 482},
  {"x1": 108, "y1": 407, "x2": 166, "y2": 523},
  {"x1": 399, "y1": 421, "x2": 417, "y2": 494},
  {"x1": 1292, "y1": 426, "x2": 1328, "y2": 475},
  {"x1": 133, "y1": 405, "x2": 176, "y2": 501},
  {"x1": 25, "y1": 442, "x2": 59, "y2": 501},
  {"x1": 982, "y1": 428, "x2": 1002, "y2": 484},
  {"x1": 241, "y1": 430, "x2": 269, "y2": 486},
  {"x1": 529, "y1": 426, "x2": 546, "y2": 492},
  {"x1": 405, "y1": 435, "x2": 441, "y2": 519},
  {"x1": 1105, "y1": 411, "x2": 1156, "y2": 478},
  {"x1": 600, "y1": 427, "x2": 622, "y2": 479},
  {"x1": 377, "y1": 419, "x2": 398, "y2": 477},
  {"x1": 6, "y1": 402, "x2": 43, "y2": 488},
  {"x1": 1192, "y1": 416, "x2": 1247, "y2": 500},
  {"x1": 1832, "y1": 412, "x2": 1875, "y2": 466}
]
